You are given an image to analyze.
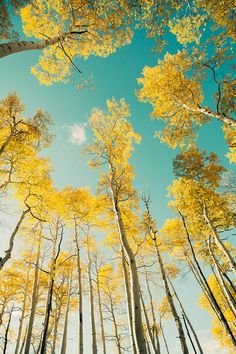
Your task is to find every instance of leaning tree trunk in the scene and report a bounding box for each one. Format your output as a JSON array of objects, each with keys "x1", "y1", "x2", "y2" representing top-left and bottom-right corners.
[
  {"x1": 25, "y1": 228, "x2": 42, "y2": 354},
  {"x1": 207, "y1": 238, "x2": 236, "y2": 319},
  {"x1": 0, "y1": 209, "x2": 29, "y2": 271},
  {"x1": 168, "y1": 277, "x2": 204, "y2": 354},
  {"x1": 0, "y1": 31, "x2": 87, "y2": 59},
  {"x1": 180, "y1": 213, "x2": 236, "y2": 347},
  {"x1": 203, "y1": 208, "x2": 236, "y2": 277},
  {"x1": 154, "y1": 239, "x2": 189, "y2": 354},
  {"x1": 110, "y1": 169, "x2": 146, "y2": 354},
  {"x1": 74, "y1": 222, "x2": 84, "y2": 354},
  {"x1": 3, "y1": 305, "x2": 14, "y2": 354}
]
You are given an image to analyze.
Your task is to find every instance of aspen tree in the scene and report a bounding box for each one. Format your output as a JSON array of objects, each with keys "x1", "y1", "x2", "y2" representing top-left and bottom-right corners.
[{"x1": 87, "y1": 98, "x2": 146, "y2": 353}]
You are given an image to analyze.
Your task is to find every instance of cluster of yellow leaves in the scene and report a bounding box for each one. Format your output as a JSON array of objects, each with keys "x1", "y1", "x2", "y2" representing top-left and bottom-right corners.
[
  {"x1": 137, "y1": 51, "x2": 205, "y2": 148},
  {"x1": 21, "y1": 0, "x2": 133, "y2": 84},
  {"x1": 169, "y1": 14, "x2": 206, "y2": 45}
]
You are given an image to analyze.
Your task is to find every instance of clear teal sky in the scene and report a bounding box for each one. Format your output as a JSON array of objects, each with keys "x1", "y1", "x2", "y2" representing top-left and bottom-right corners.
[{"x1": 0, "y1": 25, "x2": 234, "y2": 353}]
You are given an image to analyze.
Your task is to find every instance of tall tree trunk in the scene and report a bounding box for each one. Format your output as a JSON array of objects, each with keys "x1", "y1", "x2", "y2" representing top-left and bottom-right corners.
[
  {"x1": 15, "y1": 267, "x2": 31, "y2": 354},
  {"x1": 180, "y1": 213, "x2": 236, "y2": 347},
  {"x1": 61, "y1": 275, "x2": 72, "y2": 354},
  {"x1": 154, "y1": 239, "x2": 189, "y2": 354},
  {"x1": 110, "y1": 168, "x2": 146, "y2": 354},
  {"x1": 182, "y1": 103, "x2": 236, "y2": 127},
  {"x1": 52, "y1": 301, "x2": 61, "y2": 354},
  {"x1": 0, "y1": 209, "x2": 29, "y2": 270},
  {"x1": 140, "y1": 291, "x2": 159, "y2": 354},
  {"x1": 207, "y1": 238, "x2": 236, "y2": 319},
  {"x1": 95, "y1": 266, "x2": 106, "y2": 354},
  {"x1": 3, "y1": 305, "x2": 14, "y2": 354},
  {"x1": 19, "y1": 326, "x2": 28, "y2": 354},
  {"x1": 168, "y1": 277, "x2": 204, "y2": 354},
  {"x1": 203, "y1": 207, "x2": 236, "y2": 276},
  {"x1": 182, "y1": 314, "x2": 197, "y2": 354},
  {"x1": 40, "y1": 222, "x2": 63, "y2": 354},
  {"x1": 87, "y1": 238, "x2": 98, "y2": 354},
  {"x1": 25, "y1": 228, "x2": 42, "y2": 354},
  {"x1": 0, "y1": 31, "x2": 87, "y2": 59},
  {"x1": 108, "y1": 291, "x2": 122, "y2": 354},
  {"x1": 143, "y1": 261, "x2": 161, "y2": 353},
  {"x1": 121, "y1": 250, "x2": 137, "y2": 354},
  {"x1": 159, "y1": 319, "x2": 170, "y2": 354},
  {"x1": 74, "y1": 222, "x2": 83, "y2": 354}
]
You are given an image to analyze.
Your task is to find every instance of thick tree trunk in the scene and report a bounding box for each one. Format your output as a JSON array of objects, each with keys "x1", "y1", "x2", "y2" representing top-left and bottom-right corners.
[
  {"x1": 110, "y1": 169, "x2": 146, "y2": 354},
  {"x1": 121, "y1": 251, "x2": 137, "y2": 354},
  {"x1": 24, "y1": 229, "x2": 42, "y2": 354},
  {"x1": 15, "y1": 268, "x2": 31, "y2": 354},
  {"x1": 182, "y1": 104, "x2": 236, "y2": 127},
  {"x1": 0, "y1": 209, "x2": 29, "y2": 270},
  {"x1": 74, "y1": 223, "x2": 83, "y2": 354},
  {"x1": 0, "y1": 31, "x2": 87, "y2": 59}
]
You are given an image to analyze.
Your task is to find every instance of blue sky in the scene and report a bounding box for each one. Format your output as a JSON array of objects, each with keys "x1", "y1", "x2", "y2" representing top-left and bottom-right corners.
[{"x1": 0, "y1": 23, "x2": 234, "y2": 353}]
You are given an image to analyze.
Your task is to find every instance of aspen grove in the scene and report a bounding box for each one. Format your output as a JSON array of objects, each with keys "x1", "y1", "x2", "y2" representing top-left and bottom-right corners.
[{"x1": 0, "y1": 1, "x2": 235, "y2": 354}]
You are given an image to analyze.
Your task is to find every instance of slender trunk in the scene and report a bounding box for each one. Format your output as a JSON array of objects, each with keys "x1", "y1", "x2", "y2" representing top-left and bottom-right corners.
[
  {"x1": 143, "y1": 261, "x2": 160, "y2": 353},
  {"x1": 140, "y1": 291, "x2": 159, "y2": 353},
  {"x1": 160, "y1": 320, "x2": 170, "y2": 354},
  {"x1": 182, "y1": 103, "x2": 236, "y2": 127},
  {"x1": 109, "y1": 291, "x2": 122, "y2": 354},
  {"x1": 40, "y1": 222, "x2": 63, "y2": 354},
  {"x1": 203, "y1": 208, "x2": 236, "y2": 276},
  {"x1": 110, "y1": 169, "x2": 146, "y2": 354},
  {"x1": 74, "y1": 223, "x2": 83, "y2": 354},
  {"x1": 0, "y1": 31, "x2": 87, "y2": 59},
  {"x1": 3, "y1": 305, "x2": 14, "y2": 354},
  {"x1": 15, "y1": 268, "x2": 31, "y2": 354},
  {"x1": 154, "y1": 239, "x2": 189, "y2": 354},
  {"x1": 0, "y1": 209, "x2": 29, "y2": 270},
  {"x1": 223, "y1": 272, "x2": 236, "y2": 295},
  {"x1": 208, "y1": 238, "x2": 236, "y2": 319},
  {"x1": 87, "y1": 240, "x2": 98, "y2": 354},
  {"x1": 61, "y1": 275, "x2": 72, "y2": 354},
  {"x1": 168, "y1": 277, "x2": 204, "y2": 354},
  {"x1": 25, "y1": 229, "x2": 42, "y2": 354},
  {"x1": 182, "y1": 314, "x2": 197, "y2": 354},
  {"x1": 0, "y1": 301, "x2": 6, "y2": 327},
  {"x1": 180, "y1": 213, "x2": 236, "y2": 347},
  {"x1": 121, "y1": 251, "x2": 137, "y2": 354},
  {"x1": 52, "y1": 301, "x2": 61, "y2": 354},
  {"x1": 19, "y1": 326, "x2": 28, "y2": 354},
  {"x1": 96, "y1": 267, "x2": 106, "y2": 354}
]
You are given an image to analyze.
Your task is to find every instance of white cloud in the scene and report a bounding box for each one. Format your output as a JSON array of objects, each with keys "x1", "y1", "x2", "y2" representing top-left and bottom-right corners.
[{"x1": 68, "y1": 123, "x2": 87, "y2": 146}]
